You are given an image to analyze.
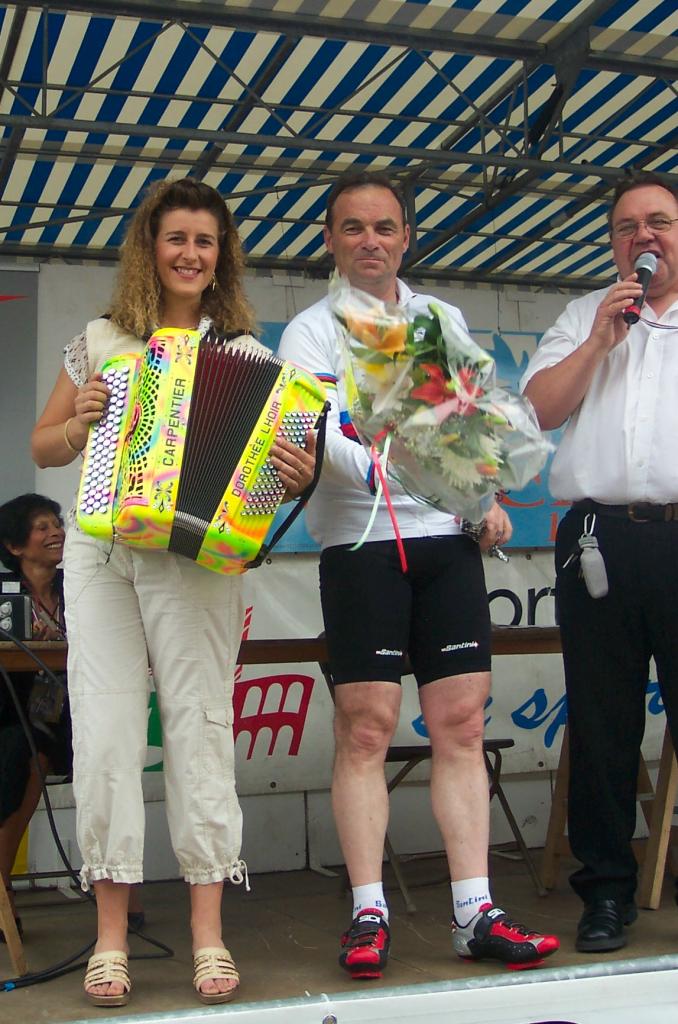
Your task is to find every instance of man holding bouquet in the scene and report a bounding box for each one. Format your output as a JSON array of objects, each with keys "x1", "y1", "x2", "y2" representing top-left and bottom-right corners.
[{"x1": 279, "y1": 170, "x2": 558, "y2": 979}]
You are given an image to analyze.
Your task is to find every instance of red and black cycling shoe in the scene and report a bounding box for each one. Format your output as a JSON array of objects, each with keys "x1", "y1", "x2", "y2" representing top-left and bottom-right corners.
[
  {"x1": 339, "y1": 909, "x2": 391, "y2": 979},
  {"x1": 452, "y1": 903, "x2": 559, "y2": 970}
]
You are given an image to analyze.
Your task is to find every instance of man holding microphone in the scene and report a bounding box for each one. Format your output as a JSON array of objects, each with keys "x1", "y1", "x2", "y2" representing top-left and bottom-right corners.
[{"x1": 521, "y1": 172, "x2": 678, "y2": 952}]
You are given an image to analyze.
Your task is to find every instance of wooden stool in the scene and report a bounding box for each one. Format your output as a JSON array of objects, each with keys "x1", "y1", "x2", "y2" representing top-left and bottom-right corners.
[
  {"x1": 542, "y1": 721, "x2": 678, "y2": 908},
  {"x1": 0, "y1": 884, "x2": 27, "y2": 977},
  {"x1": 638, "y1": 726, "x2": 678, "y2": 908}
]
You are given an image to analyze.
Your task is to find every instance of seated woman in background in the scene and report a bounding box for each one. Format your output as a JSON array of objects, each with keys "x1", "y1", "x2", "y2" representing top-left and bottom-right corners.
[
  {"x1": 0, "y1": 494, "x2": 144, "y2": 945},
  {"x1": 31, "y1": 177, "x2": 315, "y2": 1008},
  {"x1": 0, "y1": 493, "x2": 68, "y2": 942}
]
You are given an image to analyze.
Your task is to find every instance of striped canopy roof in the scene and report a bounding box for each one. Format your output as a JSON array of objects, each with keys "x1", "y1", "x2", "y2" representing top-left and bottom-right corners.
[{"x1": 1, "y1": 0, "x2": 677, "y2": 289}]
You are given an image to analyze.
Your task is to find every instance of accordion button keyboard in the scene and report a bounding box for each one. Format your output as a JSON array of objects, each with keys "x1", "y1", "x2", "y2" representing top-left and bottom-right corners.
[
  {"x1": 79, "y1": 366, "x2": 131, "y2": 517},
  {"x1": 241, "y1": 409, "x2": 317, "y2": 517}
]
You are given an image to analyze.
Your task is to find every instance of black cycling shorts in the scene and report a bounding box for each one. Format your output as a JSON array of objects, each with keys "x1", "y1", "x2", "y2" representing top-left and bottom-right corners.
[{"x1": 319, "y1": 535, "x2": 491, "y2": 686}]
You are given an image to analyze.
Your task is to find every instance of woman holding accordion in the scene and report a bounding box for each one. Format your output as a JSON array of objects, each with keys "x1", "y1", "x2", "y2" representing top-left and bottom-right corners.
[{"x1": 32, "y1": 178, "x2": 315, "y2": 1007}]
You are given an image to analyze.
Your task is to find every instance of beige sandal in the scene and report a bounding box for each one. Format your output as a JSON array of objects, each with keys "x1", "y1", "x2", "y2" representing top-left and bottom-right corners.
[
  {"x1": 193, "y1": 946, "x2": 240, "y2": 1004},
  {"x1": 84, "y1": 950, "x2": 131, "y2": 1007}
]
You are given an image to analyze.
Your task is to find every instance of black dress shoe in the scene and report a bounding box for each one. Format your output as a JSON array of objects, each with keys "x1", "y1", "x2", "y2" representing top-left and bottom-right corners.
[
  {"x1": 622, "y1": 900, "x2": 638, "y2": 926},
  {"x1": 576, "y1": 898, "x2": 634, "y2": 952}
]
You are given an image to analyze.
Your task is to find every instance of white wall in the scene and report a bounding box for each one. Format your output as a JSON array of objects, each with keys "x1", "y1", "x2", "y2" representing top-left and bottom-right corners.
[{"x1": 0, "y1": 266, "x2": 39, "y2": 502}]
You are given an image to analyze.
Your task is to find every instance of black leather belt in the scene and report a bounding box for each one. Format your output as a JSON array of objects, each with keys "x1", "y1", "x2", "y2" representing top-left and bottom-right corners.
[{"x1": 573, "y1": 499, "x2": 678, "y2": 523}]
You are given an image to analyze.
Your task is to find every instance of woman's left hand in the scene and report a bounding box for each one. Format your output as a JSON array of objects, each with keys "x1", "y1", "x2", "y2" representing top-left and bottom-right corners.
[{"x1": 270, "y1": 430, "x2": 317, "y2": 500}]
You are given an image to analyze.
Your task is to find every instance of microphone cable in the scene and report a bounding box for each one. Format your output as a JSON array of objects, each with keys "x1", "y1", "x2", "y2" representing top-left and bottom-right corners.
[
  {"x1": 638, "y1": 316, "x2": 675, "y2": 331},
  {"x1": 0, "y1": 627, "x2": 173, "y2": 992}
]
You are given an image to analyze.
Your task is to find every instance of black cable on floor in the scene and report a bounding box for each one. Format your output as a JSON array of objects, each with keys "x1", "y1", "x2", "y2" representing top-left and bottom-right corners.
[{"x1": 0, "y1": 627, "x2": 174, "y2": 991}]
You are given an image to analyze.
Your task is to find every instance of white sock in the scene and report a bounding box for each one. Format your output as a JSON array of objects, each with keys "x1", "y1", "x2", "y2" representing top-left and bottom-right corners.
[
  {"x1": 352, "y1": 882, "x2": 389, "y2": 922},
  {"x1": 451, "y1": 877, "x2": 492, "y2": 927}
]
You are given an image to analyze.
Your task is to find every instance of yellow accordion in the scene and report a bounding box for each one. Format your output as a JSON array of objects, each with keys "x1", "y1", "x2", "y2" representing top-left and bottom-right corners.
[{"x1": 76, "y1": 327, "x2": 326, "y2": 574}]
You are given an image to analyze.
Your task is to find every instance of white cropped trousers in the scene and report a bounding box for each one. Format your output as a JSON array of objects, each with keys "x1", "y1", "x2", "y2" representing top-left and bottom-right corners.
[{"x1": 63, "y1": 527, "x2": 245, "y2": 889}]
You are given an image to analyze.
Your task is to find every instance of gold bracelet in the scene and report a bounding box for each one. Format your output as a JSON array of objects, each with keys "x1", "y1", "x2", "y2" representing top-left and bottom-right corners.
[{"x1": 63, "y1": 417, "x2": 83, "y2": 454}]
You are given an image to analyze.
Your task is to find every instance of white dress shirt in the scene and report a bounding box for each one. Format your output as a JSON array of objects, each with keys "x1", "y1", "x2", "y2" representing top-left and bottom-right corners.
[{"x1": 520, "y1": 288, "x2": 678, "y2": 503}]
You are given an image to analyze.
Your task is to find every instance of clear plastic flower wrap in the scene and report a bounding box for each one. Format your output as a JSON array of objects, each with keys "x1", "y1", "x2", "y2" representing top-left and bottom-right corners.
[{"x1": 329, "y1": 274, "x2": 552, "y2": 523}]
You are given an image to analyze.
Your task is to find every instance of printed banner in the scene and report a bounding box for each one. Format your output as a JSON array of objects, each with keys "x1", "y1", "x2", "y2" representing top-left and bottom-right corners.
[{"x1": 143, "y1": 551, "x2": 666, "y2": 794}]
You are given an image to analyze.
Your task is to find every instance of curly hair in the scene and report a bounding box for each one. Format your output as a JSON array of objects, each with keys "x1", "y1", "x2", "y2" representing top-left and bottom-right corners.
[
  {"x1": 0, "y1": 493, "x2": 63, "y2": 574},
  {"x1": 108, "y1": 178, "x2": 256, "y2": 339}
]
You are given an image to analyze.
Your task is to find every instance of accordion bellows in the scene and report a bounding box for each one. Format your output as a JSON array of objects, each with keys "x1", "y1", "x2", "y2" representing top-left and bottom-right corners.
[{"x1": 76, "y1": 327, "x2": 326, "y2": 574}]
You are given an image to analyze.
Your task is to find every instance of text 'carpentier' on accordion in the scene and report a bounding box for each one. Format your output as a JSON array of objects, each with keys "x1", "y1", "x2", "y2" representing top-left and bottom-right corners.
[{"x1": 76, "y1": 326, "x2": 327, "y2": 575}]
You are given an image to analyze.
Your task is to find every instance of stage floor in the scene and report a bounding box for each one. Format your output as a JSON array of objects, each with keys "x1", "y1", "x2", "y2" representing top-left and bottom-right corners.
[{"x1": 2, "y1": 851, "x2": 677, "y2": 1023}]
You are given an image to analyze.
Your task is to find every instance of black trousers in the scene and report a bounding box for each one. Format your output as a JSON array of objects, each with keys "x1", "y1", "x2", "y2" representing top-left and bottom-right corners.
[{"x1": 555, "y1": 508, "x2": 678, "y2": 905}]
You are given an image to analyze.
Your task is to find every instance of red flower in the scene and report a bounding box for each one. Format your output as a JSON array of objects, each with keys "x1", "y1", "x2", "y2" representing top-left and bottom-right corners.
[
  {"x1": 457, "y1": 366, "x2": 484, "y2": 411},
  {"x1": 411, "y1": 363, "x2": 484, "y2": 417},
  {"x1": 410, "y1": 363, "x2": 451, "y2": 405}
]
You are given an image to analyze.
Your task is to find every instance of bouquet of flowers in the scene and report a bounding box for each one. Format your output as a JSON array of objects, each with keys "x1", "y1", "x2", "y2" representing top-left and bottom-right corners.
[{"x1": 329, "y1": 274, "x2": 551, "y2": 523}]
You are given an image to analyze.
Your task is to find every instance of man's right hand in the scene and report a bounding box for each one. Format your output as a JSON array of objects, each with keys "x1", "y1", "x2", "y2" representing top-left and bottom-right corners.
[
  {"x1": 524, "y1": 273, "x2": 645, "y2": 431},
  {"x1": 588, "y1": 273, "x2": 644, "y2": 353}
]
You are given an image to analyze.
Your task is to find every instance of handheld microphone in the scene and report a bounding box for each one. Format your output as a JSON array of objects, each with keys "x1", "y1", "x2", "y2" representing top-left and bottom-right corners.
[{"x1": 622, "y1": 251, "x2": 657, "y2": 325}]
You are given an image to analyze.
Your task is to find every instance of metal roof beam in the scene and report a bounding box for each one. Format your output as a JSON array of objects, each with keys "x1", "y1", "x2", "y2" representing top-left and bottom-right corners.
[
  {"x1": 3, "y1": 112, "x2": 669, "y2": 184},
  {"x1": 401, "y1": 0, "x2": 673, "y2": 273},
  {"x1": 2, "y1": 132, "x2": 669, "y2": 195},
  {"x1": 191, "y1": 35, "x2": 299, "y2": 180},
  {"x1": 0, "y1": 1, "x2": 548, "y2": 61},
  {"x1": 0, "y1": 128, "x2": 25, "y2": 193},
  {"x1": 398, "y1": 0, "x2": 614, "y2": 257},
  {"x1": 457, "y1": 149, "x2": 674, "y2": 278},
  {"x1": 0, "y1": 203, "x2": 323, "y2": 234},
  {"x1": 181, "y1": 23, "x2": 301, "y2": 142},
  {"x1": 478, "y1": 141, "x2": 671, "y2": 276},
  {"x1": 10, "y1": 1, "x2": 678, "y2": 80},
  {"x1": 0, "y1": 139, "x2": 346, "y2": 179},
  {"x1": 0, "y1": 7, "x2": 25, "y2": 92},
  {"x1": 586, "y1": 51, "x2": 678, "y2": 78},
  {"x1": 402, "y1": 133, "x2": 674, "y2": 274},
  {"x1": 5, "y1": 139, "x2": 636, "y2": 204},
  {"x1": 402, "y1": 167, "x2": 544, "y2": 271},
  {"x1": 414, "y1": 49, "x2": 523, "y2": 161},
  {"x1": 405, "y1": 0, "x2": 613, "y2": 179},
  {"x1": 49, "y1": 20, "x2": 173, "y2": 118},
  {"x1": 10, "y1": 76, "x2": 669, "y2": 152},
  {"x1": 0, "y1": 8, "x2": 28, "y2": 190}
]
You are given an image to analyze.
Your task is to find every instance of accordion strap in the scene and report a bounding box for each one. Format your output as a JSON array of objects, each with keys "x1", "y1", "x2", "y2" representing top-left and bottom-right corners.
[{"x1": 246, "y1": 401, "x2": 330, "y2": 570}]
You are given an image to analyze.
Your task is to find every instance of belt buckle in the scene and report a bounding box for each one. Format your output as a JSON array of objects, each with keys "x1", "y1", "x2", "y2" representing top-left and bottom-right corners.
[{"x1": 628, "y1": 503, "x2": 650, "y2": 523}]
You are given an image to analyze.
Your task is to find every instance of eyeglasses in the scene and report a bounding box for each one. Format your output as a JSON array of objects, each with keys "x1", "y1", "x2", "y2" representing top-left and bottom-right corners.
[{"x1": 611, "y1": 216, "x2": 678, "y2": 239}]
